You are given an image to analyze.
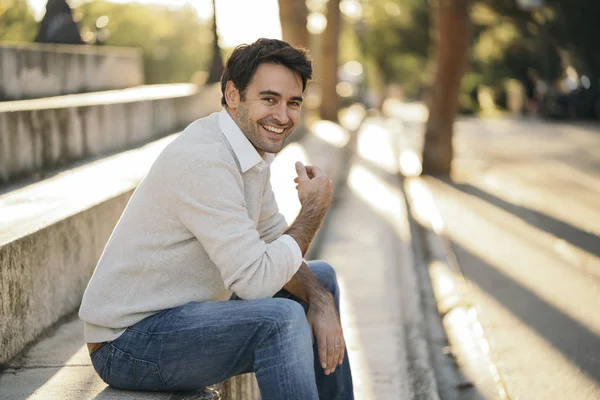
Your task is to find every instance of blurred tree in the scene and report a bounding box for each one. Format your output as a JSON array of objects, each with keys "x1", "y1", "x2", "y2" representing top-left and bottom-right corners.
[
  {"x1": 77, "y1": 1, "x2": 212, "y2": 84},
  {"x1": 544, "y1": 0, "x2": 600, "y2": 76},
  {"x1": 362, "y1": 0, "x2": 430, "y2": 98},
  {"x1": 320, "y1": 0, "x2": 341, "y2": 121},
  {"x1": 422, "y1": 0, "x2": 470, "y2": 176},
  {"x1": 278, "y1": 0, "x2": 309, "y2": 48},
  {"x1": 207, "y1": 0, "x2": 223, "y2": 83},
  {"x1": 0, "y1": 0, "x2": 37, "y2": 41}
]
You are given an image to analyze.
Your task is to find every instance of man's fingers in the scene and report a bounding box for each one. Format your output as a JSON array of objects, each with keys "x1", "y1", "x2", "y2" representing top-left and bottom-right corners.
[
  {"x1": 317, "y1": 334, "x2": 328, "y2": 370},
  {"x1": 327, "y1": 338, "x2": 345, "y2": 374},
  {"x1": 295, "y1": 161, "x2": 308, "y2": 181},
  {"x1": 326, "y1": 336, "x2": 335, "y2": 374},
  {"x1": 334, "y1": 340, "x2": 345, "y2": 367},
  {"x1": 305, "y1": 165, "x2": 325, "y2": 178}
]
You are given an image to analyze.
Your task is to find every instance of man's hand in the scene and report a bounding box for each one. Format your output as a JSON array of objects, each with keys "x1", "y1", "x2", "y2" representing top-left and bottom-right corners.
[
  {"x1": 294, "y1": 162, "x2": 333, "y2": 211},
  {"x1": 307, "y1": 295, "x2": 345, "y2": 375}
]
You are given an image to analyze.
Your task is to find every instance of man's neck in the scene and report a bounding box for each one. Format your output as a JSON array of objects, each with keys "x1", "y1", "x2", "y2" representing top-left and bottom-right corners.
[{"x1": 224, "y1": 107, "x2": 265, "y2": 157}]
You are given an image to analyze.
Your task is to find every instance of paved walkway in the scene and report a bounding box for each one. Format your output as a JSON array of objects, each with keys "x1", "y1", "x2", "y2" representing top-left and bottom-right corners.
[
  {"x1": 386, "y1": 99, "x2": 600, "y2": 400},
  {"x1": 0, "y1": 117, "x2": 435, "y2": 399}
]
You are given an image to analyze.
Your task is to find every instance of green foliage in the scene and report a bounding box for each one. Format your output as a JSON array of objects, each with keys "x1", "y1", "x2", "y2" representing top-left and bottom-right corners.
[
  {"x1": 361, "y1": 0, "x2": 600, "y2": 111},
  {"x1": 362, "y1": 0, "x2": 430, "y2": 98},
  {"x1": 0, "y1": 0, "x2": 37, "y2": 42},
  {"x1": 77, "y1": 1, "x2": 212, "y2": 84}
]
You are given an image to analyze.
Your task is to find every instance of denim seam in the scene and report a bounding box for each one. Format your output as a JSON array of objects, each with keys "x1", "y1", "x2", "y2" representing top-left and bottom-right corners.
[{"x1": 110, "y1": 344, "x2": 167, "y2": 387}]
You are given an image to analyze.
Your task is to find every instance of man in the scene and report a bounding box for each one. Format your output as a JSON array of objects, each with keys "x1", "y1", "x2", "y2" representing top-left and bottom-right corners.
[{"x1": 79, "y1": 38, "x2": 353, "y2": 399}]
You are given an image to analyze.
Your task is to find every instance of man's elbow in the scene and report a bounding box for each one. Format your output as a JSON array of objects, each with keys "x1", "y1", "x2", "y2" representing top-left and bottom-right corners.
[{"x1": 228, "y1": 280, "x2": 280, "y2": 301}]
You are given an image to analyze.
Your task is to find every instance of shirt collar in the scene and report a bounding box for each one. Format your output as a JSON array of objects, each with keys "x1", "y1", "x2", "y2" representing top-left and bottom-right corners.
[{"x1": 218, "y1": 108, "x2": 275, "y2": 173}]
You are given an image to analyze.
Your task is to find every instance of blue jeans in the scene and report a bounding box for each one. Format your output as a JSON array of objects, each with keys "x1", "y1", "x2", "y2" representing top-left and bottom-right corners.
[{"x1": 90, "y1": 260, "x2": 354, "y2": 400}]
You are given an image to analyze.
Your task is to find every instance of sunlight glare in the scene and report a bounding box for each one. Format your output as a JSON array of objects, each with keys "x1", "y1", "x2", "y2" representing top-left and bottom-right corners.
[
  {"x1": 337, "y1": 276, "x2": 376, "y2": 399},
  {"x1": 338, "y1": 103, "x2": 366, "y2": 131},
  {"x1": 307, "y1": 12, "x2": 327, "y2": 35},
  {"x1": 310, "y1": 120, "x2": 351, "y2": 148},
  {"x1": 382, "y1": 99, "x2": 429, "y2": 122},
  {"x1": 269, "y1": 143, "x2": 309, "y2": 224},
  {"x1": 429, "y1": 260, "x2": 456, "y2": 300},
  {"x1": 444, "y1": 307, "x2": 508, "y2": 399},
  {"x1": 405, "y1": 179, "x2": 444, "y2": 233},
  {"x1": 399, "y1": 149, "x2": 422, "y2": 177},
  {"x1": 348, "y1": 165, "x2": 411, "y2": 244},
  {"x1": 357, "y1": 122, "x2": 398, "y2": 173}
]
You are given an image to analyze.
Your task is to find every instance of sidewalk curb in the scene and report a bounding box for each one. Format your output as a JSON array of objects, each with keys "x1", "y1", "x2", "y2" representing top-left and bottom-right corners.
[{"x1": 403, "y1": 176, "x2": 509, "y2": 400}]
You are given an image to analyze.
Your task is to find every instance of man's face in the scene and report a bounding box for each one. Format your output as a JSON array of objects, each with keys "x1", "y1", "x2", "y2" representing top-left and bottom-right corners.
[{"x1": 227, "y1": 63, "x2": 304, "y2": 155}]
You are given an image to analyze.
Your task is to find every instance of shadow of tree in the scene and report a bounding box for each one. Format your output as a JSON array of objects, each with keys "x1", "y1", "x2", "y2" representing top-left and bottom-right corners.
[
  {"x1": 451, "y1": 240, "x2": 600, "y2": 387},
  {"x1": 449, "y1": 182, "x2": 600, "y2": 258}
]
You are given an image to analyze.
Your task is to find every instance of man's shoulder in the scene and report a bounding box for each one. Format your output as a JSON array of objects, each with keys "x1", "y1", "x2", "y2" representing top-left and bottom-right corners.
[{"x1": 161, "y1": 113, "x2": 237, "y2": 168}]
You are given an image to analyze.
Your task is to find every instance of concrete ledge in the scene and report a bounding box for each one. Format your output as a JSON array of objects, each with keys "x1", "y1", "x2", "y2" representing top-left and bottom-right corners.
[
  {"x1": 0, "y1": 42, "x2": 143, "y2": 101},
  {"x1": 0, "y1": 119, "x2": 350, "y2": 398},
  {"x1": 0, "y1": 83, "x2": 221, "y2": 185}
]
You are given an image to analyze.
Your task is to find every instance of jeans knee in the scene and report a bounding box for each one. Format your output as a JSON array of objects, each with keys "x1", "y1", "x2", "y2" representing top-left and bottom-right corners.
[{"x1": 263, "y1": 298, "x2": 311, "y2": 337}]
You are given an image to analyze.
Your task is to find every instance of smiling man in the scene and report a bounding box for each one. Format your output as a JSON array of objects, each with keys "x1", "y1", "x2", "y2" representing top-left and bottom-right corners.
[{"x1": 79, "y1": 38, "x2": 354, "y2": 399}]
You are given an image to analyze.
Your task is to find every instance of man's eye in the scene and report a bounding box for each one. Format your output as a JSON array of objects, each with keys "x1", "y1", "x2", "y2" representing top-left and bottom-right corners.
[
  {"x1": 290, "y1": 102, "x2": 301, "y2": 108},
  {"x1": 264, "y1": 97, "x2": 275, "y2": 103}
]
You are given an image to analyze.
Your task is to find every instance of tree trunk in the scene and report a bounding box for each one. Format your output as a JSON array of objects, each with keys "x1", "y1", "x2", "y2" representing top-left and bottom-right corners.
[
  {"x1": 207, "y1": 0, "x2": 224, "y2": 83},
  {"x1": 421, "y1": 0, "x2": 470, "y2": 175},
  {"x1": 320, "y1": 0, "x2": 341, "y2": 122},
  {"x1": 278, "y1": 0, "x2": 309, "y2": 48}
]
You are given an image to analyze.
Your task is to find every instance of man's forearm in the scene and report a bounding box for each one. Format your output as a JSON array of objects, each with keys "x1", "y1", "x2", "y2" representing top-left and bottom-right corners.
[
  {"x1": 285, "y1": 203, "x2": 327, "y2": 256},
  {"x1": 283, "y1": 261, "x2": 332, "y2": 305}
]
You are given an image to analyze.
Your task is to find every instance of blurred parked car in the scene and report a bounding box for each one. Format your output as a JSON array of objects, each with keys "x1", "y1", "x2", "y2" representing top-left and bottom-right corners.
[{"x1": 540, "y1": 75, "x2": 600, "y2": 120}]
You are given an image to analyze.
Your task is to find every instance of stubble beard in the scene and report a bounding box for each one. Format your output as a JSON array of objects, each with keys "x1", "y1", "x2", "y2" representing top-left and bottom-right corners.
[{"x1": 235, "y1": 103, "x2": 287, "y2": 155}]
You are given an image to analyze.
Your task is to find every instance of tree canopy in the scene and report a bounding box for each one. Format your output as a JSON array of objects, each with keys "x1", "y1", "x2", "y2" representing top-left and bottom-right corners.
[{"x1": 361, "y1": 0, "x2": 600, "y2": 111}]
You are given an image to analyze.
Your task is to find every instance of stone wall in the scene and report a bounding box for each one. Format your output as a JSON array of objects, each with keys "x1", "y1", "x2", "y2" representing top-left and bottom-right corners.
[
  {"x1": 0, "y1": 43, "x2": 143, "y2": 101},
  {"x1": 0, "y1": 83, "x2": 221, "y2": 185}
]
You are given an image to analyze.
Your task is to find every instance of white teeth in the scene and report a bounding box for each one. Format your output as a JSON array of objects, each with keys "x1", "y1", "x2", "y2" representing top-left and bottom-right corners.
[{"x1": 262, "y1": 124, "x2": 284, "y2": 134}]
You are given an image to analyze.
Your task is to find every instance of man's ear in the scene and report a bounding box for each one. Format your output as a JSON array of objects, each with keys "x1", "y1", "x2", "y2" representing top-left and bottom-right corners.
[{"x1": 224, "y1": 81, "x2": 240, "y2": 109}]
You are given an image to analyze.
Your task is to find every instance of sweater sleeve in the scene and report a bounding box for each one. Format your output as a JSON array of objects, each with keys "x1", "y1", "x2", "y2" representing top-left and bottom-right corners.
[{"x1": 173, "y1": 156, "x2": 301, "y2": 300}]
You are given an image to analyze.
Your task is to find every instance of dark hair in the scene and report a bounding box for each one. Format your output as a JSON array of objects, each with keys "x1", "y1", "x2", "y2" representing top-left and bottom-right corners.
[{"x1": 220, "y1": 38, "x2": 312, "y2": 106}]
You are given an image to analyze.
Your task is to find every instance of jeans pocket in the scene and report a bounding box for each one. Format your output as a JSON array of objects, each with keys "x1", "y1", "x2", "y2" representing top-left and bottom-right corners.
[{"x1": 103, "y1": 345, "x2": 166, "y2": 391}]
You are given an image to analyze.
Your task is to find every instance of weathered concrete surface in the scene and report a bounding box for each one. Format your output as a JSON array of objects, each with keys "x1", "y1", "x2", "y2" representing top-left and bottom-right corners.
[
  {"x1": 0, "y1": 83, "x2": 221, "y2": 185},
  {"x1": 0, "y1": 42, "x2": 143, "y2": 101},
  {"x1": 0, "y1": 118, "x2": 350, "y2": 398}
]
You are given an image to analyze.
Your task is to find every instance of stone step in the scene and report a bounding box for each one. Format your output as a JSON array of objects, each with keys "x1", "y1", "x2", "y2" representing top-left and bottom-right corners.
[
  {"x1": 0, "y1": 83, "x2": 221, "y2": 186},
  {"x1": 0, "y1": 42, "x2": 143, "y2": 101}
]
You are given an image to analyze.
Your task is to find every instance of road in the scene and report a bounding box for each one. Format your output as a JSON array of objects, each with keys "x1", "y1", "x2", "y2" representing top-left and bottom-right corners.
[{"x1": 400, "y1": 114, "x2": 600, "y2": 400}]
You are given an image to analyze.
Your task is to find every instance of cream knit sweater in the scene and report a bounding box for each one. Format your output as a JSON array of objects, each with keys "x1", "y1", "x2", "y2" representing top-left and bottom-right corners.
[{"x1": 79, "y1": 110, "x2": 303, "y2": 343}]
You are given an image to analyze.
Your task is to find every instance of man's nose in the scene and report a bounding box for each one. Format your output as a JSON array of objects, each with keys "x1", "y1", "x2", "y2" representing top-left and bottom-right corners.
[{"x1": 272, "y1": 103, "x2": 290, "y2": 125}]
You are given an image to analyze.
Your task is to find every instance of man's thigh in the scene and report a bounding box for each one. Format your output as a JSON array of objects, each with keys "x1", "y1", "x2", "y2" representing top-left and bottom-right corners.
[{"x1": 107, "y1": 297, "x2": 311, "y2": 391}]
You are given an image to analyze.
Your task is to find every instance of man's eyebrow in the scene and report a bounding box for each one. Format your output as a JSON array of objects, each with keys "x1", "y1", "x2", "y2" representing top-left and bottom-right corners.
[
  {"x1": 259, "y1": 90, "x2": 281, "y2": 97},
  {"x1": 259, "y1": 90, "x2": 303, "y2": 102}
]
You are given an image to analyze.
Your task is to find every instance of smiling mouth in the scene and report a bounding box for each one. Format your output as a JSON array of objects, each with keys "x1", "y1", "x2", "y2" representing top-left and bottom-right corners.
[{"x1": 260, "y1": 123, "x2": 286, "y2": 135}]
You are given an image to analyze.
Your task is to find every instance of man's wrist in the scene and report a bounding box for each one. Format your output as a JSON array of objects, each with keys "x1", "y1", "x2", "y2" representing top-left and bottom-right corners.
[{"x1": 306, "y1": 286, "x2": 333, "y2": 308}]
